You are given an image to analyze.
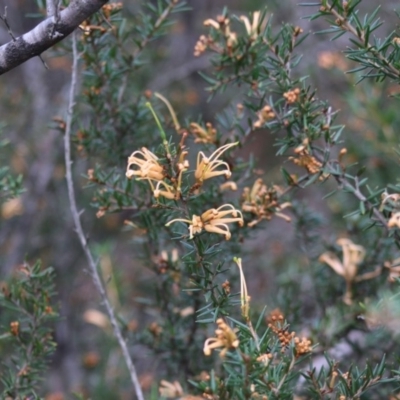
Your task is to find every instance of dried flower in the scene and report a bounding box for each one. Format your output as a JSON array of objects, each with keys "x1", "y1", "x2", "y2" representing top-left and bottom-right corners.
[
  {"x1": 102, "y1": 2, "x2": 123, "y2": 18},
  {"x1": 10, "y1": 321, "x2": 19, "y2": 336},
  {"x1": 203, "y1": 318, "x2": 239, "y2": 357},
  {"x1": 319, "y1": 238, "x2": 366, "y2": 304},
  {"x1": 195, "y1": 142, "x2": 238, "y2": 184},
  {"x1": 241, "y1": 179, "x2": 291, "y2": 226},
  {"x1": 166, "y1": 204, "x2": 244, "y2": 240},
  {"x1": 221, "y1": 280, "x2": 231, "y2": 294},
  {"x1": 267, "y1": 310, "x2": 295, "y2": 350},
  {"x1": 189, "y1": 122, "x2": 217, "y2": 144},
  {"x1": 289, "y1": 139, "x2": 324, "y2": 176}
]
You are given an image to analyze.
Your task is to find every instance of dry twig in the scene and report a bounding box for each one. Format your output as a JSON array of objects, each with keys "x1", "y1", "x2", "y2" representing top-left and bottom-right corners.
[{"x1": 63, "y1": 31, "x2": 144, "y2": 400}]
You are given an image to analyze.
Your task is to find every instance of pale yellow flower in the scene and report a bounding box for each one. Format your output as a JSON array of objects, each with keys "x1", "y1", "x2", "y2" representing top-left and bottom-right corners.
[
  {"x1": 203, "y1": 318, "x2": 239, "y2": 358},
  {"x1": 203, "y1": 18, "x2": 220, "y2": 30},
  {"x1": 166, "y1": 204, "x2": 243, "y2": 240},
  {"x1": 240, "y1": 11, "x2": 261, "y2": 40},
  {"x1": 153, "y1": 180, "x2": 178, "y2": 200},
  {"x1": 195, "y1": 142, "x2": 238, "y2": 184},
  {"x1": 319, "y1": 238, "x2": 366, "y2": 304},
  {"x1": 159, "y1": 380, "x2": 183, "y2": 398},
  {"x1": 200, "y1": 204, "x2": 244, "y2": 240},
  {"x1": 234, "y1": 258, "x2": 251, "y2": 319},
  {"x1": 126, "y1": 147, "x2": 164, "y2": 180},
  {"x1": 388, "y1": 212, "x2": 400, "y2": 228},
  {"x1": 220, "y1": 181, "x2": 238, "y2": 191},
  {"x1": 203, "y1": 15, "x2": 237, "y2": 49}
]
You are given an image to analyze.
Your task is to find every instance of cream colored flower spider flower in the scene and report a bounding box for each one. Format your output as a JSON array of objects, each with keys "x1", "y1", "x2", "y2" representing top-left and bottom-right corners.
[
  {"x1": 166, "y1": 204, "x2": 243, "y2": 240},
  {"x1": 240, "y1": 11, "x2": 261, "y2": 40},
  {"x1": 126, "y1": 147, "x2": 164, "y2": 181},
  {"x1": 195, "y1": 142, "x2": 238, "y2": 185},
  {"x1": 319, "y1": 238, "x2": 366, "y2": 304},
  {"x1": 203, "y1": 318, "x2": 239, "y2": 358}
]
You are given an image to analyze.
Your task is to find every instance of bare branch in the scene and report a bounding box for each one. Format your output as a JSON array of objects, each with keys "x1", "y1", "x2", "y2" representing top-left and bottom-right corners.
[
  {"x1": 0, "y1": 6, "x2": 16, "y2": 41},
  {"x1": 64, "y1": 32, "x2": 144, "y2": 400},
  {"x1": 0, "y1": 0, "x2": 109, "y2": 75},
  {"x1": 46, "y1": 0, "x2": 58, "y2": 18}
]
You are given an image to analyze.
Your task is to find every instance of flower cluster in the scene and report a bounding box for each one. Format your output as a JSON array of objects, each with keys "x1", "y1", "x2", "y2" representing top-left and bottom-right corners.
[
  {"x1": 166, "y1": 204, "x2": 243, "y2": 240},
  {"x1": 126, "y1": 147, "x2": 189, "y2": 200},
  {"x1": 204, "y1": 15, "x2": 237, "y2": 48},
  {"x1": 266, "y1": 309, "x2": 312, "y2": 356},
  {"x1": 126, "y1": 147, "x2": 165, "y2": 180},
  {"x1": 241, "y1": 179, "x2": 291, "y2": 227},
  {"x1": 79, "y1": 3, "x2": 122, "y2": 37},
  {"x1": 194, "y1": 35, "x2": 209, "y2": 57},
  {"x1": 283, "y1": 88, "x2": 301, "y2": 104},
  {"x1": 289, "y1": 139, "x2": 323, "y2": 175},
  {"x1": 266, "y1": 309, "x2": 295, "y2": 350},
  {"x1": 189, "y1": 122, "x2": 217, "y2": 144},
  {"x1": 294, "y1": 336, "x2": 312, "y2": 357},
  {"x1": 203, "y1": 318, "x2": 239, "y2": 358},
  {"x1": 254, "y1": 105, "x2": 275, "y2": 128}
]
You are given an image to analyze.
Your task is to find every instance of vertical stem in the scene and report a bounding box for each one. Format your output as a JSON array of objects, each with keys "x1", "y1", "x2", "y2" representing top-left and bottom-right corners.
[{"x1": 63, "y1": 31, "x2": 144, "y2": 400}]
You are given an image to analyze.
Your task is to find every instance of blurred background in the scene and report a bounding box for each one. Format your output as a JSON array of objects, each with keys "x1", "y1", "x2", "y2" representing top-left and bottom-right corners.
[{"x1": 1, "y1": 0, "x2": 400, "y2": 398}]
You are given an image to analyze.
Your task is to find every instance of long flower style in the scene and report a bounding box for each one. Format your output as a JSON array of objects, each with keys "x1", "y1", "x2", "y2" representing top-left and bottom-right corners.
[
  {"x1": 240, "y1": 11, "x2": 261, "y2": 40},
  {"x1": 203, "y1": 318, "x2": 239, "y2": 358},
  {"x1": 166, "y1": 204, "x2": 243, "y2": 240},
  {"x1": 234, "y1": 257, "x2": 251, "y2": 319},
  {"x1": 195, "y1": 142, "x2": 238, "y2": 185},
  {"x1": 319, "y1": 238, "x2": 366, "y2": 304},
  {"x1": 126, "y1": 147, "x2": 164, "y2": 181}
]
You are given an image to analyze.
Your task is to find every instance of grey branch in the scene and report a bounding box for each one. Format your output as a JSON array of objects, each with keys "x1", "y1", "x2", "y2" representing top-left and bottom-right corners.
[
  {"x1": 46, "y1": 0, "x2": 58, "y2": 18},
  {"x1": 0, "y1": 0, "x2": 109, "y2": 75},
  {"x1": 64, "y1": 33, "x2": 144, "y2": 400}
]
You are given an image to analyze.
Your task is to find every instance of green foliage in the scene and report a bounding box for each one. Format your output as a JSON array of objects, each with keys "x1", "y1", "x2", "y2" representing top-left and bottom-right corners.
[
  {"x1": 0, "y1": 132, "x2": 23, "y2": 203},
  {"x1": 0, "y1": 262, "x2": 58, "y2": 399},
  {"x1": 5, "y1": 0, "x2": 400, "y2": 398}
]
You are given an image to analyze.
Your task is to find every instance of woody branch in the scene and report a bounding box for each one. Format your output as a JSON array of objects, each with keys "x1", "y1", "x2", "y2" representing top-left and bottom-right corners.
[{"x1": 0, "y1": 0, "x2": 109, "y2": 75}]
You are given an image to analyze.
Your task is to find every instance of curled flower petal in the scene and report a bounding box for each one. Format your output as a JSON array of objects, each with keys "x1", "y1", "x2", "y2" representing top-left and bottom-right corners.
[{"x1": 195, "y1": 142, "x2": 238, "y2": 184}]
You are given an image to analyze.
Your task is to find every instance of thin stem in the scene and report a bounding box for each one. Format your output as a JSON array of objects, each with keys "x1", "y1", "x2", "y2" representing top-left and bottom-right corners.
[
  {"x1": 324, "y1": 1, "x2": 400, "y2": 79},
  {"x1": 64, "y1": 32, "x2": 144, "y2": 400}
]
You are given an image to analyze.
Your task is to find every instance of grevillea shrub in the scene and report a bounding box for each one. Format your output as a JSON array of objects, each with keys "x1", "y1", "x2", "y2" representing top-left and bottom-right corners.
[{"x1": 2, "y1": 1, "x2": 400, "y2": 399}]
